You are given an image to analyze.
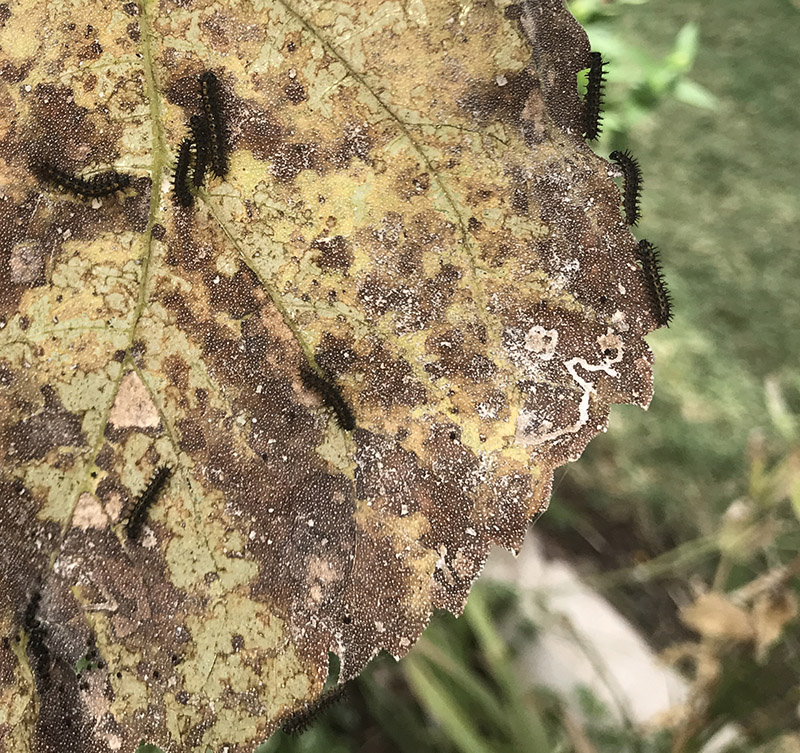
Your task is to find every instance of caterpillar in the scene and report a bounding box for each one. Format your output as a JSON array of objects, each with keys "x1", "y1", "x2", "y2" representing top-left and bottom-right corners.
[
  {"x1": 173, "y1": 139, "x2": 194, "y2": 208},
  {"x1": 33, "y1": 162, "x2": 131, "y2": 199},
  {"x1": 583, "y1": 52, "x2": 607, "y2": 141},
  {"x1": 300, "y1": 366, "x2": 356, "y2": 432},
  {"x1": 126, "y1": 465, "x2": 173, "y2": 539},
  {"x1": 23, "y1": 590, "x2": 51, "y2": 685},
  {"x1": 200, "y1": 71, "x2": 228, "y2": 178},
  {"x1": 190, "y1": 114, "x2": 211, "y2": 188},
  {"x1": 610, "y1": 149, "x2": 643, "y2": 225},
  {"x1": 636, "y1": 240, "x2": 673, "y2": 327},
  {"x1": 281, "y1": 684, "x2": 349, "y2": 735}
]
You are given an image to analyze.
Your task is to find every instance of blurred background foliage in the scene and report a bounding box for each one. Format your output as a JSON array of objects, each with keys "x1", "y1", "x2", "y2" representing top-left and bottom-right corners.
[{"x1": 148, "y1": 0, "x2": 800, "y2": 750}]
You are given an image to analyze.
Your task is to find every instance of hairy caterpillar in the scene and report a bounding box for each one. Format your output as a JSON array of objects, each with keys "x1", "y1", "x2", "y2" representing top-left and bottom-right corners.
[
  {"x1": 173, "y1": 139, "x2": 194, "y2": 207},
  {"x1": 636, "y1": 240, "x2": 673, "y2": 327},
  {"x1": 583, "y1": 52, "x2": 607, "y2": 141},
  {"x1": 610, "y1": 149, "x2": 643, "y2": 225},
  {"x1": 300, "y1": 366, "x2": 356, "y2": 432},
  {"x1": 33, "y1": 162, "x2": 131, "y2": 199},
  {"x1": 281, "y1": 684, "x2": 349, "y2": 735},
  {"x1": 200, "y1": 71, "x2": 228, "y2": 178},
  {"x1": 126, "y1": 465, "x2": 173, "y2": 539}
]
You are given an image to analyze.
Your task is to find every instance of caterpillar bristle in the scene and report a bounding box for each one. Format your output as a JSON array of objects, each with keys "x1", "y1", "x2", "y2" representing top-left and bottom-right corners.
[
  {"x1": 126, "y1": 465, "x2": 173, "y2": 540},
  {"x1": 610, "y1": 149, "x2": 643, "y2": 225},
  {"x1": 200, "y1": 71, "x2": 228, "y2": 178},
  {"x1": 636, "y1": 240, "x2": 673, "y2": 327},
  {"x1": 281, "y1": 684, "x2": 349, "y2": 735},
  {"x1": 583, "y1": 52, "x2": 607, "y2": 141}
]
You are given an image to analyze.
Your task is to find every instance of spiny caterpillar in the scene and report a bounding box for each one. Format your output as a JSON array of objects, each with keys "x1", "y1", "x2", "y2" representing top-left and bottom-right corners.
[
  {"x1": 610, "y1": 149, "x2": 643, "y2": 225},
  {"x1": 173, "y1": 139, "x2": 194, "y2": 208},
  {"x1": 33, "y1": 162, "x2": 131, "y2": 199},
  {"x1": 281, "y1": 684, "x2": 349, "y2": 735},
  {"x1": 636, "y1": 240, "x2": 673, "y2": 327},
  {"x1": 126, "y1": 465, "x2": 173, "y2": 540},
  {"x1": 583, "y1": 52, "x2": 607, "y2": 141},
  {"x1": 200, "y1": 71, "x2": 228, "y2": 178},
  {"x1": 189, "y1": 115, "x2": 211, "y2": 188},
  {"x1": 300, "y1": 366, "x2": 356, "y2": 432}
]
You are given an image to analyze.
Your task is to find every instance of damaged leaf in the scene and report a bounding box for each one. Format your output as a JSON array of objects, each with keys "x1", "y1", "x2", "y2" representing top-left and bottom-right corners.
[
  {"x1": 752, "y1": 589, "x2": 798, "y2": 663},
  {"x1": 0, "y1": 0, "x2": 659, "y2": 750},
  {"x1": 680, "y1": 593, "x2": 753, "y2": 643}
]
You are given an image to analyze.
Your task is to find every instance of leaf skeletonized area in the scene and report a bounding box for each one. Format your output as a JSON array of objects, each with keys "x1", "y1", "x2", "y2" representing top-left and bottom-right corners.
[{"x1": 0, "y1": 0, "x2": 658, "y2": 751}]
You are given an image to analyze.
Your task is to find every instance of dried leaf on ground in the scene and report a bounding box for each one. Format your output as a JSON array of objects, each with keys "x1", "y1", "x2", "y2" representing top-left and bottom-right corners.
[
  {"x1": 681, "y1": 593, "x2": 753, "y2": 643},
  {"x1": 752, "y1": 589, "x2": 798, "y2": 663}
]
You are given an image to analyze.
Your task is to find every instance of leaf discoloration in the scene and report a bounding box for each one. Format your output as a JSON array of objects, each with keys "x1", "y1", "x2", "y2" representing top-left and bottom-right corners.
[{"x1": 5, "y1": 385, "x2": 87, "y2": 462}]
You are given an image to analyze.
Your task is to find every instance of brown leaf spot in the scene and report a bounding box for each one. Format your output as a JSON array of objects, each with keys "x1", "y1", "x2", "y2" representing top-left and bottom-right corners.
[
  {"x1": 396, "y1": 168, "x2": 431, "y2": 199},
  {"x1": 177, "y1": 418, "x2": 207, "y2": 454},
  {"x1": 460, "y1": 69, "x2": 537, "y2": 126},
  {"x1": 332, "y1": 122, "x2": 373, "y2": 168},
  {"x1": 204, "y1": 267, "x2": 261, "y2": 320},
  {"x1": 5, "y1": 385, "x2": 86, "y2": 462},
  {"x1": 425, "y1": 328, "x2": 496, "y2": 383},
  {"x1": 284, "y1": 80, "x2": 307, "y2": 104},
  {"x1": 358, "y1": 343, "x2": 427, "y2": 410},
  {"x1": 311, "y1": 235, "x2": 352, "y2": 272},
  {"x1": 0, "y1": 480, "x2": 60, "y2": 619},
  {"x1": 271, "y1": 142, "x2": 320, "y2": 182},
  {"x1": 162, "y1": 354, "x2": 190, "y2": 393},
  {"x1": 78, "y1": 40, "x2": 103, "y2": 61},
  {"x1": 0, "y1": 362, "x2": 14, "y2": 386},
  {"x1": 339, "y1": 526, "x2": 428, "y2": 679}
]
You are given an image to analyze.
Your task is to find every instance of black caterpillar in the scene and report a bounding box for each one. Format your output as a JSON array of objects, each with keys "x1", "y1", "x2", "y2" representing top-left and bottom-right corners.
[
  {"x1": 126, "y1": 465, "x2": 173, "y2": 539},
  {"x1": 583, "y1": 52, "x2": 607, "y2": 141},
  {"x1": 173, "y1": 139, "x2": 194, "y2": 208},
  {"x1": 200, "y1": 71, "x2": 228, "y2": 178},
  {"x1": 636, "y1": 240, "x2": 673, "y2": 327},
  {"x1": 610, "y1": 149, "x2": 643, "y2": 225},
  {"x1": 190, "y1": 114, "x2": 211, "y2": 188},
  {"x1": 300, "y1": 366, "x2": 356, "y2": 432},
  {"x1": 33, "y1": 162, "x2": 131, "y2": 199},
  {"x1": 281, "y1": 684, "x2": 349, "y2": 735}
]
